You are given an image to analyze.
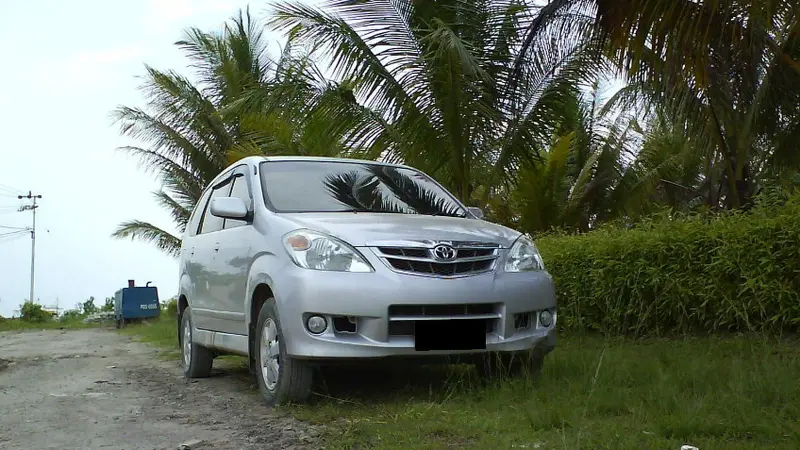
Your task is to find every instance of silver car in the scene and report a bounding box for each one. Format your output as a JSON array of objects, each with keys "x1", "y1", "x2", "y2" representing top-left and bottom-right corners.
[{"x1": 177, "y1": 156, "x2": 557, "y2": 405}]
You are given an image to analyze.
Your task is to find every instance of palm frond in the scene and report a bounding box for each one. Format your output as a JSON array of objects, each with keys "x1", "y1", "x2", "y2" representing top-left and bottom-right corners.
[
  {"x1": 366, "y1": 165, "x2": 464, "y2": 216},
  {"x1": 152, "y1": 190, "x2": 192, "y2": 230},
  {"x1": 111, "y1": 220, "x2": 182, "y2": 258}
]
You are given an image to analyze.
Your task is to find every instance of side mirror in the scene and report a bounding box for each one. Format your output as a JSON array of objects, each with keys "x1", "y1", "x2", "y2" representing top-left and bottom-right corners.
[
  {"x1": 210, "y1": 197, "x2": 248, "y2": 220},
  {"x1": 466, "y1": 206, "x2": 485, "y2": 220}
]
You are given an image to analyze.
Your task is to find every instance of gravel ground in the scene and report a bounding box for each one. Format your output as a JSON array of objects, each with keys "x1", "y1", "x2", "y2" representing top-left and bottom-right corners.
[{"x1": 0, "y1": 328, "x2": 321, "y2": 450}]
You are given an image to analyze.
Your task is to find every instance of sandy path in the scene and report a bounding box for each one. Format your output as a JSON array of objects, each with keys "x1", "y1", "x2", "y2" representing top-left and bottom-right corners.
[{"x1": 0, "y1": 328, "x2": 320, "y2": 449}]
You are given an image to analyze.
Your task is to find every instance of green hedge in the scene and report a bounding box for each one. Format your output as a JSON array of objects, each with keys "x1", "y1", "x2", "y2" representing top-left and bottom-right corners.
[{"x1": 536, "y1": 204, "x2": 800, "y2": 336}]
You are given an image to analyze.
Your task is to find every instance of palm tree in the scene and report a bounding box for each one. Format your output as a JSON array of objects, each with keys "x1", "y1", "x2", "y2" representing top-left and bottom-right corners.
[
  {"x1": 268, "y1": 0, "x2": 602, "y2": 203},
  {"x1": 527, "y1": 0, "x2": 800, "y2": 209},
  {"x1": 225, "y1": 44, "x2": 373, "y2": 162},
  {"x1": 111, "y1": 9, "x2": 285, "y2": 256},
  {"x1": 510, "y1": 83, "x2": 708, "y2": 233}
]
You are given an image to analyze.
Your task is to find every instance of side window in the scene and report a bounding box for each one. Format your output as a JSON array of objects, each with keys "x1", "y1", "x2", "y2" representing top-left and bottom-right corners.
[
  {"x1": 198, "y1": 180, "x2": 232, "y2": 234},
  {"x1": 224, "y1": 174, "x2": 252, "y2": 230},
  {"x1": 186, "y1": 188, "x2": 213, "y2": 237}
]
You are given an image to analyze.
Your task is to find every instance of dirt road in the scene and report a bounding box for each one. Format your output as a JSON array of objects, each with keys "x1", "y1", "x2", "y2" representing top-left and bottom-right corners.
[{"x1": 0, "y1": 328, "x2": 321, "y2": 450}]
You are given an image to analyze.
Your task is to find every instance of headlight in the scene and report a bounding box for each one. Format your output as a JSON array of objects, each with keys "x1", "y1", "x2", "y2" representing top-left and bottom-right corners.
[
  {"x1": 504, "y1": 234, "x2": 545, "y2": 272},
  {"x1": 283, "y1": 229, "x2": 373, "y2": 272}
]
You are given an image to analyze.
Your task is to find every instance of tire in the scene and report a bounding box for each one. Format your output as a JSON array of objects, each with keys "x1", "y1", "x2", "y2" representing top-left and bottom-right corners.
[
  {"x1": 253, "y1": 299, "x2": 313, "y2": 406},
  {"x1": 474, "y1": 350, "x2": 544, "y2": 382},
  {"x1": 180, "y1": 307, "x2": 213, "y2": 378}
]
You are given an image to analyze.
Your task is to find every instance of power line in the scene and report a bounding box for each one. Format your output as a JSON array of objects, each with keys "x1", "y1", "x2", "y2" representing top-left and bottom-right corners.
[
  {"x1": 0, "y1": 230, "x2": 29, "y2": 242},
  {"x1": 0, "y1": 183, "x2": 24, "y2": 193},
  {"x1": 0, "y1": 229, "x2": 27, "y2": 236},
  {"x1": 0, "y1": 225, "x2": 29, "y2": 230},
  {"x1": 0, "y1": 185, "x2": 24, "y2": 198}
]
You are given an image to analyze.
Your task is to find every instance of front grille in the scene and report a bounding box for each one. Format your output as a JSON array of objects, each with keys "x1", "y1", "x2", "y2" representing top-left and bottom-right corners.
[
  {"x1": 373, "y1": 243, "x2": 499, "y2": 277},
  {"x1": 378, "y1": 247, "x2": 429, "y2": 258},
  {"x1": 386, "y1": 258, "x2": 494, "y2": 276},
  {"x1": 388, "y1": 303, "x2": 500, "y2": 336},
  {"x1": 389, "y1": 303, "x2": 496, "y2": 317}
]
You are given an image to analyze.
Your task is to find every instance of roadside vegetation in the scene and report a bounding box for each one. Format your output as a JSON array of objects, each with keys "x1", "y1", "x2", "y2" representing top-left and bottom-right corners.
[
  {"x1": 117, "y1": 298, "x2": 180, "y2": 359},
  {"x1": 112, "y1": 1, "x2": 800, "y2": 449},
  {"x1": 0, "y1": 316, "x2": 94, "y2": 332},
  {"x1": 0, "y1": 297, "x2": 114, "y2": 332},
  {"x1": 122, "y1": 317, "x2": 800, "y2": 449},
  {"x1": 295, "y1": 335, "x2": 800, "y2": 449},
  {"x1": 537, "y1": 196, "x2": 800, "y2": 336}
]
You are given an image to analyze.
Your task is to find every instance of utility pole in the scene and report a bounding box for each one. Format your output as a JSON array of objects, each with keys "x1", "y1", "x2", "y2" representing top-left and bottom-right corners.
[{"x1": 18, "y1": 191, "x2": 42, "y2": 304}]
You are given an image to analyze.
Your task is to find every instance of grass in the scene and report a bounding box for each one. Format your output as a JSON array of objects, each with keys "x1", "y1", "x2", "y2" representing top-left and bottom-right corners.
[
  {"x1": 294, "y1": 335, "x2": 800, "y2": 449},
  {"x1": 118, "y1": 316, "x2": 181, "y2": 359},
  {"x1": 121, "y1": 318, "x2": 800, "y2": 449},
  {"x1": 118, "y1": 316, "x2": 249, "y2": 369},
  {"x1": 0, "y1": 317, "x2": 100, "y2": 332}
]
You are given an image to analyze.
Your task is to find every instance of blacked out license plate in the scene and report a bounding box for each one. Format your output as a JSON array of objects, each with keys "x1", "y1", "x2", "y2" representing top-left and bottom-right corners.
[{"x1": 414, "y1": 319, "x2": 487, "y2": 351}]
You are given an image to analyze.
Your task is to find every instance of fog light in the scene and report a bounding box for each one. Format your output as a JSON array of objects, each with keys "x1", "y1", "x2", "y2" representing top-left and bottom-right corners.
[
  {"x1": 540, "y1": 310, "x2": 553, "y2": 327},
  {"x1": 306, "y1": 315, "x2": 327, "y2": 334}
]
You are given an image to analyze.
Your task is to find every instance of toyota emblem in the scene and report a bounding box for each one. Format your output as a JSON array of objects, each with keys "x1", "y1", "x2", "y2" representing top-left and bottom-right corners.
[{"x1": 432, "y1": 244, "x2": 457, "y2": 261}]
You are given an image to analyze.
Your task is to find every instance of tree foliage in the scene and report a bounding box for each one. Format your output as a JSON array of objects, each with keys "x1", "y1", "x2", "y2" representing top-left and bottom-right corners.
[
  {"x1": 539, "y1": 0, "x2": 800, "y2": 209},
  {"x1": 114, "y1": 2, "x2": 800, "y2": 256},
  {"x1": 269, "y1": 0, "x2": 603, "y2": 201},
  {"x1": 111, "y1": 9, "x2": 296, "y2": 255}
]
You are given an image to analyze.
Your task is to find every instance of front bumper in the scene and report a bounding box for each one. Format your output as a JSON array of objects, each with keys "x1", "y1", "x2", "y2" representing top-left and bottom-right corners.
[{"x1": 273, "y1": 258, "x2": 558, "y2": 359}]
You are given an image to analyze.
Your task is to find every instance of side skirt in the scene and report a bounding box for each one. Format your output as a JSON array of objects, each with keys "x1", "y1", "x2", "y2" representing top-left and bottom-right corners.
[{"x1": 193, "y1": 328, "x2": 249, "y2": 356}]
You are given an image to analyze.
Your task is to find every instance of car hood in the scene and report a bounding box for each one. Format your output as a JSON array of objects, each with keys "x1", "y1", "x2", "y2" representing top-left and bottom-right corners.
[{"x1": 279, "y1": 212, "x2": 522, "y2": 248}]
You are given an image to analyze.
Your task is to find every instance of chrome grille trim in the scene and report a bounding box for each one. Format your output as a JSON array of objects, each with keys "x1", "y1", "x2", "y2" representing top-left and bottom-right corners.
[
  {"x1": 371, "y1": 241, "x2": 500, "y2": 277},
  {"x1": 387, "y1": 303, "x2": 501, "y2": 336},
  {"x1": 389, "y1": 313, "x2": 501, "y2": 321}
]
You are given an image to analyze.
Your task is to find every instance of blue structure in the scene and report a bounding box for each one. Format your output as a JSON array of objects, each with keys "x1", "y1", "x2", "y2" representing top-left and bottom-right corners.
[{"x1": 114, "y1": 280, "x2": 160, "y2": 328}]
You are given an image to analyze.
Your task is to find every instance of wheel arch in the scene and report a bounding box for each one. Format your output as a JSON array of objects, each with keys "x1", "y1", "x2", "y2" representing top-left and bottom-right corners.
[
  {"x1": 246, "y1": 278, "x2": 275, "y2": 373},
  {"x1": 250, "y1": 283, "x2": 274, "y2": 331}
]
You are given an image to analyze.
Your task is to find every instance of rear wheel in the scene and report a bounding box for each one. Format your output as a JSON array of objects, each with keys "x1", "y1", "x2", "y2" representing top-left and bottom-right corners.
[
  {"x1": 253, "y1": 299, "x2": 313, "y2": 406},
  {"x1": 180, "y1": 307, "x2": 213, "y2": 378}
]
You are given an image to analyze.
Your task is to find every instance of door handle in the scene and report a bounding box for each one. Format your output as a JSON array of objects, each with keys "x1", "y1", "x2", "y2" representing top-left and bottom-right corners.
[{"x1": 213, "y1": 242, "x2": 220, "y2": 252}]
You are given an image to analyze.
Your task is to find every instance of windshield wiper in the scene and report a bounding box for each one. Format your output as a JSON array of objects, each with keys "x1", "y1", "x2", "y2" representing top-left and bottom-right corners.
[
  {"x1": 420, "y1": 211, "x2": 467, "y2": 218},
  {"x1": 335, "y1": 208, "x2": 409, "y2": 214},
  {"x1": 336, "y1": 208, "x2": 368, "y2": 213}
]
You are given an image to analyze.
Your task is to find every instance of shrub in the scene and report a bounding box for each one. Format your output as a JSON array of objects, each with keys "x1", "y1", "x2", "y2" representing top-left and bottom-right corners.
[
  {"x1": 101, "y1": 297, "x2": 114, "y2": 312},
  {"x1": 20, "y1": 302, "x2": 53, "y2": 323},
  {"x1": 82, "y1": 296, "x2": 99, "y2": 315},
  {"x1": 60, "y1": 309, "x2": 84, "y2": 322},
  {"x1": 163, "y1": 297, "x2": 178, "y2": 318},
  {"x1": 536, "y1": 200, "x2": 800, "y2": 336}
]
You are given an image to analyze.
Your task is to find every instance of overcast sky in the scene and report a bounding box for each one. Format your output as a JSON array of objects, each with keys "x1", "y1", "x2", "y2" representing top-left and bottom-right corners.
[{"x1": 0, "y1": 0, "x2": 317, "y2": 317}]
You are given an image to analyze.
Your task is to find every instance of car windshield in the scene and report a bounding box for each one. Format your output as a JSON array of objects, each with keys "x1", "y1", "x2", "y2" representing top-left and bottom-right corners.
[{"x1": 260, "y1": 160, "x2": 467, "y2": 217}]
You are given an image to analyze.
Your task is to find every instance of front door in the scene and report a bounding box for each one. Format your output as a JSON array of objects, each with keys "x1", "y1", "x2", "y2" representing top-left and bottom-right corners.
[
  {"x1": 179, "y1": 187, "x2": 212, "y2": 327},
  {"x1": 208, "y1": 167, "x2": 255, "y2": 336},
  {"x1": 190, "y1": 176, "x2": 232, "y2": 331}
]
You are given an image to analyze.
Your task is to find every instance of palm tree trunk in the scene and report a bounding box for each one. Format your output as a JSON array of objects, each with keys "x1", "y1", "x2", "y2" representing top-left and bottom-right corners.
[{"x1": 735, "y1": 157, "x2": 752, "y2": 208}]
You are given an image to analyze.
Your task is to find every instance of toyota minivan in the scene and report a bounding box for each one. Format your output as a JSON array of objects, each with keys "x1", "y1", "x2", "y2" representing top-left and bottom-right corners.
[{"x1": 177, "y1": 156, "x2": 557, "y2": 405}]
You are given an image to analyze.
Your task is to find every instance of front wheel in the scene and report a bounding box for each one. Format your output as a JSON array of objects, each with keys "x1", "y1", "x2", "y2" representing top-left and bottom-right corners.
[
  {"x1": 180, "y1": 307, "x2": 213, "y2": 378},
  {"x1": 254, "y1": 299, "x2": 313, "y2": 406}
]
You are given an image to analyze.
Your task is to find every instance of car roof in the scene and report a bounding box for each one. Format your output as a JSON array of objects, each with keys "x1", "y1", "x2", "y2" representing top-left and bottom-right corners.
[{"x1": 252, "y1": 155, "x2": 412, "y2": 169}]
